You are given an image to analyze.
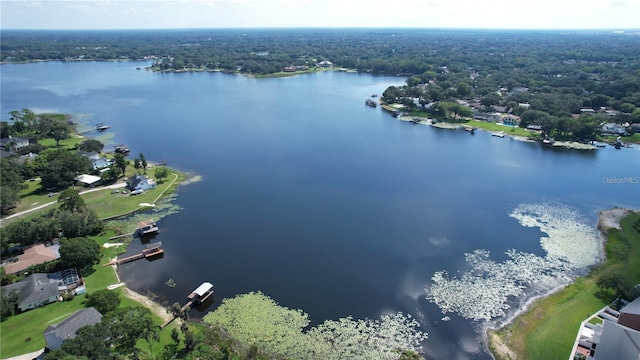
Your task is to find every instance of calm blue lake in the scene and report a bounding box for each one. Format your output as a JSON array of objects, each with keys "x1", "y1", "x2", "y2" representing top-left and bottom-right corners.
[{"x1": 2, "y1": 61, "x2": 639, "y2": 359}]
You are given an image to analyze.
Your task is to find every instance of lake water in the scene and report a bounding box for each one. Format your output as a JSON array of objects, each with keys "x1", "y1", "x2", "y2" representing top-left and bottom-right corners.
[{"x1": 2, "y1": 61, "x2": 639, "y2": 359}]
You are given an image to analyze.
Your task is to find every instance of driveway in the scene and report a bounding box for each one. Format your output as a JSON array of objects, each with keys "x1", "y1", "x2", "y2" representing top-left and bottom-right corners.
[
  {"x1": 0, "y1": 182, "x2": 127, "y2": 223},
  {"x1": 1, "y1": 348, "x2": 45, "y2": 360}
]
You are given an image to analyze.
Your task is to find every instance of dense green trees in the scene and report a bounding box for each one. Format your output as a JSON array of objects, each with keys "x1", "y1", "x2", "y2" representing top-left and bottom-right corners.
[
  {"x1": 154, "y1": 167, "x2": 169, "y2": 183},
  {"x1": 85, "y1": 289, "x2": 121, "y2": 315},
  {"x1": 0, "y1": 289, "x2": 19, "y2": 321},
  {"x1": 58, "y1": 189, "x2": 85, "y2": 212},
  {"x1": 112, "y1": 153, "x2": 127, "y2": 178},
  {"x1": 78, "y1": 139, "x2": 104, "y2": 153},
  {"x1": 0, "y1": 158, "x2": 26, "y2": 215},
  {"x1": 139, "y1": 153, "x2": 147, "y2": 173},
  {"x1": 39, "y1": 149, "x2": 91, "y2": 189},
  {"x1": 1, "y1": 203, "x2": 102, "y2": 252},
  {"x1": 48, "y1": 122, "x2": 70, "y2": 146},
  {"x1": 58, "y1": 237, "x2": 101, "y2": 272}
]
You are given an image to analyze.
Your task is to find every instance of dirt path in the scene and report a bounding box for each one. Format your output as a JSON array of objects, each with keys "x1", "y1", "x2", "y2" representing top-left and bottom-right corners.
[{"x1": 0, "y1": 182, "x2": 126, "y2": 223}]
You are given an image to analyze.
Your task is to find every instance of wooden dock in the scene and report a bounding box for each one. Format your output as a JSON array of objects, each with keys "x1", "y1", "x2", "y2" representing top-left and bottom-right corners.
[
  {"x1": 73, "y1": 124, "x2": 111, "y2": 136},
  {"x1": 103, "y1": 242, "x2": 164, "y2": 266},
  {"x1": 160, "y1": 300, "x2": 195, "y2": 328}
]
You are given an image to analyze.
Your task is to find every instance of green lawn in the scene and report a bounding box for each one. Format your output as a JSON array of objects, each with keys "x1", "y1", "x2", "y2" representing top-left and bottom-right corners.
[
  {"x1": 13, "y1": 180, "x2": 56, "y2": 215},
  {"x1": 601, "y1": 133, "x2": 640, "y2": 145},
  {"x1": 38, "y1": 136, "x2": 83, "y2": 150},
  {"x1": 0, "y1": 298, "x2": 85, "y2": 357},
  {"x1": 84, "y1": 171, "x2": 182, "y2": 219},
  {"x1": 490, "y1": 212, "x2": 640, "y2": 360},
  {"x1": 465, "y1": 120, "x2": 536, "y2": 138}
]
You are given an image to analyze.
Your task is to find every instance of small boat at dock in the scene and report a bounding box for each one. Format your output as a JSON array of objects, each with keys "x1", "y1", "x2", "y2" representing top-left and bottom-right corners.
[
  {"x1": 491, "y1": 131, "x2": 505, "y2": 138},
  {"x1": 365, "y1": 99, "x2": 378, "y2": 107},
  {"x1": 96, "y1": 123, "x2": 111, "y2": 131}
]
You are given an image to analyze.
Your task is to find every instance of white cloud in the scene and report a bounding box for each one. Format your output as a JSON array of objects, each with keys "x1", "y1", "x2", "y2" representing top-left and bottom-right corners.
[{"x1": 1, "y1": 0, "x2": 639, "y2": 29}]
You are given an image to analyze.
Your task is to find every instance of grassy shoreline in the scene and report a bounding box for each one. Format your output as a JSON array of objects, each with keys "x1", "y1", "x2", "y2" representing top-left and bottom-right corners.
[{"x1": 487, "y1": 208, "x2": 640, "y2": 360}]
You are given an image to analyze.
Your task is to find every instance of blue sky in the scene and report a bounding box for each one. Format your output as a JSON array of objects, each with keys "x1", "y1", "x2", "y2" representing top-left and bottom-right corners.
[{"x1": 1, "y1": 0, "x2": 639, "y2": 30}]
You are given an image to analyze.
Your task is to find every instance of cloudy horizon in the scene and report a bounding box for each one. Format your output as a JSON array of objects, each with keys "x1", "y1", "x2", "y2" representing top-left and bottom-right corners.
[{"x1": 1, "y1": 0, "x2": 639, "y2": 31}]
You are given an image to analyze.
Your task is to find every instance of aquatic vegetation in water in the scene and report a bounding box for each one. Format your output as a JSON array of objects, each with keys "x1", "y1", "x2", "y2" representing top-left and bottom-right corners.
[
  {"x1": 509, "y1": 203, "x2": 602, "y2": 268},
  {"x1": 105, "y1": 194, "x2": 182, "y2": 234},
  {"x1": 180, "y1": 174, "x2": 203, "y2": 186},
  {"x1": 165, "y1": 278, "x2": 176, "y2": 288},
  {"x1": 427, "y1": 249, "x2": 571, "y2": 320},
  {"x1": 426, "y1": 203, "x2": 600, "y2": 321},
  {"x1": 204, "y1": 291, "x2": 427, "y2": 360},
  {"x1": 428, "y1": 236, "x2": 450, "y2": 248}
]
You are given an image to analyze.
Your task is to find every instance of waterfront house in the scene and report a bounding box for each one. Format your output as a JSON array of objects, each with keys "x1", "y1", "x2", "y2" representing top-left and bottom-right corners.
[
  {"x1": 2, "y1": 243, "x2": 60, "y2": 275},
  {"x1": 1, "y1": 274, "x2": 59, "y2": 312},
  {"x1": 473, "y1": 112, "x2": 501, "y2": 122},
  {"x1": 501, "y1": 115, "x2": 520, "y2": 126},
  {"x1": 74, "y1": 174, "x2": 102, "y2": 187},
  {"x1": 317, "y1": 60, "x2": 333, "y2": 68},
  {"x1": 0, "y1": 136, "x2": 30, "y2": 152},
  {"x1": 601, "y1": 123, "x2": 629, "y2": 136},
  {"x1": 43, "y1": 307, "x2": 103, "y2": 351},
  {"x1": 90, "y1": 157, "x2": 110, "y2": 170},
  {"x1": 0, "y1": 268, "x2": 82, "y2": 313},
  {"x1": 127, "y1": 174, "x2": 157, "y2": 191}
]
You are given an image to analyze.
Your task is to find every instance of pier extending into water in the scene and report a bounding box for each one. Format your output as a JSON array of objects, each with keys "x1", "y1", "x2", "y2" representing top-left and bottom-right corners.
[{"x1": 103, "y1": 242, "x2": 163, "y2": 266}]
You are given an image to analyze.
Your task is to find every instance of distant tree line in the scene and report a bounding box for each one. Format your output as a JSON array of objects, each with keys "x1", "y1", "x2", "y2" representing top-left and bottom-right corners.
[{"x1": 3, "y1": 30, "x2": 639, "y2": 141}]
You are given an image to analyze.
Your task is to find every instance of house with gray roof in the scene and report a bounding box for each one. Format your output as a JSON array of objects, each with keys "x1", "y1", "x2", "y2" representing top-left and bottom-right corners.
[
  {"x1": 43, "y1": 307, "x2": 103, "y2": 350},
  {"x1": 0, "y1": 136, "x2": 30, "y2": 152},
  {"x1": 126, "y1": 174, "x2": 156, "y2": 191},
  {"x1": 1, "y1": 273, "x2": 59, "y2": 312}
]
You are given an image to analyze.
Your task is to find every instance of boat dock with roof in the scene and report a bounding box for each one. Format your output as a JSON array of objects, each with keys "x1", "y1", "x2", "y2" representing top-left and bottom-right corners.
[{"x1": 160, "y1": 282, "x2": 214, "y2": 328}]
